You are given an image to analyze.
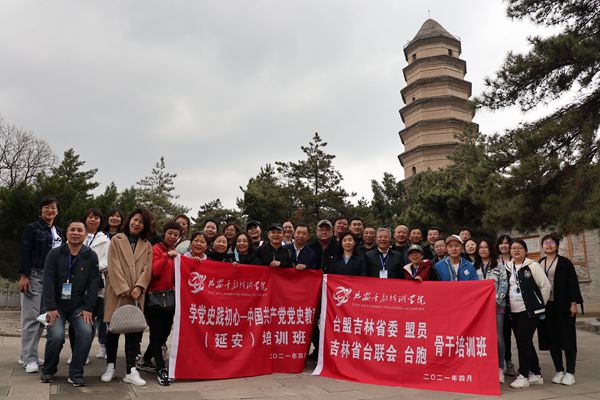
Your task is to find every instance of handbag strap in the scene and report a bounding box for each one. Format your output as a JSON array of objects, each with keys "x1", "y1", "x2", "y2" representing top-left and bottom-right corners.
[{"x1": 116, "y1": 296, "x2": 140, "y2": 308}]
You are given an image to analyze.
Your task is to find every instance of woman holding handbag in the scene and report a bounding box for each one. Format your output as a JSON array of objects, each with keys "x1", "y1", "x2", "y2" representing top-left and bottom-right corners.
[
  {"x1": 101, "y1": 208, "x2": 153, "y2": 386},
  {"x1": 137, "y1": 221, "x2": 181, "y2": 386}
]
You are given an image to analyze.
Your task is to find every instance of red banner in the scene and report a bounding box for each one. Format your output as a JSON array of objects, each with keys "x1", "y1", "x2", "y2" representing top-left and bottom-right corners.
[
  {"x1": 169, "y1": 257, "x2": 322, "y2": 380},
  {"x1": 313, "y1": 275, "x2": 500, "y2": 396}
]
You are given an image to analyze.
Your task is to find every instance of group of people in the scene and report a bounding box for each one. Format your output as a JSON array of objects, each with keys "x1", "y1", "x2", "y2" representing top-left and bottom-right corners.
[{"x1": 17, "y1": 197, "x2": 584, "y2": 390}]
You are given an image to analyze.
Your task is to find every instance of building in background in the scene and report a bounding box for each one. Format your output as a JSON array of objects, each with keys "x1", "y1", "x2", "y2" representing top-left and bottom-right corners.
[{"x1": 398, "y1": 19, "x2": 478, "y2": 177}]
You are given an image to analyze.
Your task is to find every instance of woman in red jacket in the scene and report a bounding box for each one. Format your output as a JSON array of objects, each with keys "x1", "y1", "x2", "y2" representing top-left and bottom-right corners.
[{"x1": 137, "y1": 221, "x2": 181, "y2": 386}]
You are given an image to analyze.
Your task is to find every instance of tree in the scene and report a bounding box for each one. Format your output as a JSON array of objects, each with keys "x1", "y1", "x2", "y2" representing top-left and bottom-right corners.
[
  {"x1": 478, "y1": 0, "x2": 600, "y2": 232},
  {"x1": 370, "y1": 172, "x2": 407, "y2": 227},
  {"x1": 237, "y1": 164, "x2": 292, "y2": 226},
  {"x1": 36, "y1": 148, "x2": 99, "y2": 225},
  {"x1": 135, "y1": 157, "x2": 189, "y2": 229},
  {"x1": 191, "y1": 199, "x2": 244, "y2": 231},
  {"x1": 275, "y1": 133, "x2": 354, "y2": 224},
  {"x1": 0, "y1": 116, "x2": 55, "y2": 188}
]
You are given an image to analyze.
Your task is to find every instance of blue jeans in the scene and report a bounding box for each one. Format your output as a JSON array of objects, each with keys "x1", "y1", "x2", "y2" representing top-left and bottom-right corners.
[
  {"x1": 43, "y1": 309, "x2": 93, "y2": 378},
  {"x1": 497, "y1": 312, "x2": 505, "y2": 369}
]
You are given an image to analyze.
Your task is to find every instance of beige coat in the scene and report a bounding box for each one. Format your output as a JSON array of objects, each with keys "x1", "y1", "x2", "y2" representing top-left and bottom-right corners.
[{"x1": 103, "y1": 233, "x2": 153, "y2": 323}]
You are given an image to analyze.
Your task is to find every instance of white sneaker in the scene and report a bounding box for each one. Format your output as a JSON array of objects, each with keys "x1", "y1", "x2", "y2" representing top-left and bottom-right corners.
[
  {"x1": 499, "y1": 368, "x2": 505, "y2": 383},
  {"x1": 552, "y1": 371, "x2": 565, "y2": 384},
  {"x1": 96, "y1": 344, "x2": 107, "y2": 359},
  {"x1": 561, "y1": 373, "x2": 575, "y2": 386},
  {"x1": 528, "y1": 372, "x2": 544, "y2": 385},
  {"x1": 25, "y1": 362, "x2": 39, "y2": 373},
  {"x1": 101, "y1": 363, "x2": 115, "y2": 382},
  {"x1": 123, "y1": 367, "x2": 146, "y2": 386},
  {"x1": 510, "y1": 374, "x2": 530, "y2": 388},
  {"x1": 19, "y1": 357, "x2": 43, "y2": 366}
]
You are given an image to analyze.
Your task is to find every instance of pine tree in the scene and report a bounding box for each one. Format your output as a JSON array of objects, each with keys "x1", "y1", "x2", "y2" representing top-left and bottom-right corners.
[
  {"x1": 136, "y1": 157, "x2": 189, "y2": 230},
  {"x1": 478, "y1": 0, "x2": 600, "y2": 231}
]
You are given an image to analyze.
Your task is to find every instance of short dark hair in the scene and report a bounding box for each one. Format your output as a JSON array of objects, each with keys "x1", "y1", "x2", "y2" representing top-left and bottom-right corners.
[
  {"x1": 349, "y1": 216, "x2": 363, "y2": 224},
  {"x1": 163, "y1": 221, "x2": 183, "y2": 234},
  {"x1": 190, "y1": 230, "x2": 209, "y2": 243},
  {"x1": 410, "y1": 227, "x2": 423, "y2": 235},
  {"x1": 511, "y1": 238, "x2": 528, "y2": 252},
  {"x1": 434, "y1": 236, "x2": 446, "y2": 244},
  {"x1": 83, "y1": 208, "x2": 104, "y2": 230},
  {"x1": 295, "y1": 223, "x2": 310, "y2": 233},
  {"x1": 223, "y1": 222, "x2": 241, "y2": 233},
  {"x1": 428, "y1": 227, "x2": 441, "y2": 234},
  {"x1": 459, "y1": 227, "x2": 472, "y2": 234},
  {"x1": 66, "y1": 219, "x2": 86, "y2": 230},
  {"x1": 541, "y1": 233, "x2": 560, "y2": 247},
  {"x1": 123, "y1": 207, "x2": 153, "y2": 240},
  {"x1": 334, "y1": 216, "x2": 348, "y2": 223},
  {"x1": 39, "y1": 195, "x2": 59, "y2": 211}
]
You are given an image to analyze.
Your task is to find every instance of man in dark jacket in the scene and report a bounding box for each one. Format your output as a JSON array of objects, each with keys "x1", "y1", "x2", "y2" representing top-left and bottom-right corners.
[
  {"x1": 256, "y1": 224, "x2": 293, "y2": 267},
  {"x1": 308, "y1": 220, "x2": 338, "y2": 273},
  {"x1": 284, "y1": 224, "x2": 318, "y2": 270},
  {"x1": 18, "y1": 196, "x2": 63, "y2": 373},
  {"x1": 366, "y1": 228, "x2": 404, "y2": 279},
  {"x1": 40, "y1": 220, "x2": 99, "y2": 386}
]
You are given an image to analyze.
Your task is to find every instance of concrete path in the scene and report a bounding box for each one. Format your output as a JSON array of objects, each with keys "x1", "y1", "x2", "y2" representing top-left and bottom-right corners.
[{"x1": 1, "y1": 311, "x2": 599, "y2": 399}]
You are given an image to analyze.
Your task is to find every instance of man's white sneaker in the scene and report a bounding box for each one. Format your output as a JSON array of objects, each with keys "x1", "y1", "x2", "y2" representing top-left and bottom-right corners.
[
  {"x1": 510, "y1": 374, "x2": 530, "y2": 388},
  {"x1": 561, "y1": 373, "x2": 575, "y2": 386},
  {"x1": 499, "y1": 368, "x2": 505, "y2": 383},
  {"x1": 552, "y1": 371, "x2": 565, "y2": 384},
  {"x1": 96, "y1": 344, "x2": 107, "y2": 359},
  {"x1": 100, "y1": 363, "x2": 115, "y2": 382},
  {"x1": 528, "y1": 372, "x2": 544, "y2": 385},
  {"x1": 123, "y1": 368, "x2": 146, "y2": 386},
  {"x1": 25, "y1": 362, "x2": 39, "y2": 373}
]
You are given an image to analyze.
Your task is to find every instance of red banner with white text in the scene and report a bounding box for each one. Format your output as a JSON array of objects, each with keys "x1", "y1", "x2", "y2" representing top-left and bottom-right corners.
[
  {"x1": 312, "y1": 275, "x2": 500, "y2": 396},
  {"x1": 169, "y1": 257, "x2": 322, "y2": 380}
]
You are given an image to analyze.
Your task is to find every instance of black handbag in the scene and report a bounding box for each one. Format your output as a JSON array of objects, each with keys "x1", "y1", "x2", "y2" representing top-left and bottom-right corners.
[{"x1": 147, "y1": 289, "x2": 176, "y2": 311}]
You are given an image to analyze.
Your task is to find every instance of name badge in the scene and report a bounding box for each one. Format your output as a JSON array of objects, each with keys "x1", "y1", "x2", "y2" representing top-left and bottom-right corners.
[
  {"x1": 379, "y1": 269, "x2": 388, "y2": 279},
  {"x1": 61, "y1": 283, "x2": 72, "y2": 300}
]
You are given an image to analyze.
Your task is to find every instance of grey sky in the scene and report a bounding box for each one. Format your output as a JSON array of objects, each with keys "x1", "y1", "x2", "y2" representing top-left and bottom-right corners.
[{"x1": 0, "y1": 1, "x2": 551, "y2": 213}]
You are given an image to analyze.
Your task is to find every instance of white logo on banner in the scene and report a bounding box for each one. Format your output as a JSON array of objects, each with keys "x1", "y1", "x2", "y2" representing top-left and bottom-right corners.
[
  {"x1": 188, "y1": 272, "x2": 207, "y2": 293},
  {"x1": 333, "y1": 286, "x2": 352, "y2": 307}
]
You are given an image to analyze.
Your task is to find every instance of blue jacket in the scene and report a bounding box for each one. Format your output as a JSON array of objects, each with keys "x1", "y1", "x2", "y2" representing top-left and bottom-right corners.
[
  {"x1": 19, "y1": 218, "x2": 63, "y2": 276},
  {"x1": 434, "y1": 257, "x2": 479, "y2": 281}
]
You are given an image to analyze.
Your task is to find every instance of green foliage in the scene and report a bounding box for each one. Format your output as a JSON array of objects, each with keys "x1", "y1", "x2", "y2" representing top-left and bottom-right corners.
[
  {"x1": 275, "y1": 132, "x2": 355, "y2": 223},
  {"x1": 478, "y1": 0, "x2": 600, "y2": 232},
  {"x1": 370, "y1": 172, "x2": 407, "y2": 227},
  {"x1": 36, "y1": 148, "x2": 99, "y2": 225},
  {"x1": 135, "y1": 157, "x2": 190, "y2": 230},
  {"x1": 191, "y1": 199, "x2": 243, "y2": 231},
  {"x1": 237, "y1": 164, "x2": 292, "y2": 227}
]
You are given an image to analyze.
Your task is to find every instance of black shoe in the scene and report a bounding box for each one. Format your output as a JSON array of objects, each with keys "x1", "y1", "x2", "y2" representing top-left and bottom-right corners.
[
  {"x1": 136, "y1": 359, "x2": 156, "y2": 373},
  {"x1": 40, "y1": 374, "x2": 54, "y2": 383},
  {"x1": 157, "y1": 368, "x2": 170, "y2": 386},
  {"x1": 67, "y1": 376, "x2": 86, "y2": 387}
]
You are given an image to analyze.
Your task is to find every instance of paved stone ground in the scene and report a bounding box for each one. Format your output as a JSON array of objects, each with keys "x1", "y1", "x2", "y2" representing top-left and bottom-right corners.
[{"x1": 1, "y1": 310, "x2": 599, "y2": 400}]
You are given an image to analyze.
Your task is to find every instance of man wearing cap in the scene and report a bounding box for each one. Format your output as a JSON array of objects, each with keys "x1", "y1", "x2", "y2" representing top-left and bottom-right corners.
[
  {"x1": 402, "y1": 244, "x2": 436, "y2": 281},
  {"x1": 284, "y1": 224, "x2": 317, "y2": 270},
  {"x1": 255, "y1": 224, "x2": 293, "y2": 268},
  {"x1": 246, "y1": 221, "x2": 264, "y2": 248},
  {"x1": 308, "y1": 220, "x2": 338, "y2": 274},
  {"x1": 434, "y1": 235, "x2": 478, "y2": 281},
  {"x1": 366, "y1": 228, "x2": 403, "y2": 279}
]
